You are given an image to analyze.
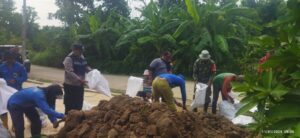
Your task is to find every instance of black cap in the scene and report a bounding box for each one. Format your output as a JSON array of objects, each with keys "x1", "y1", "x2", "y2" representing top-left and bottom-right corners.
[{"x1": 72, "y1": 44, "x2": 84, "y2": 50}]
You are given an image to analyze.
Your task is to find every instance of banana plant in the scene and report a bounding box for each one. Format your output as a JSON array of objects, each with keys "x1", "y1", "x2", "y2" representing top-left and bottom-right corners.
[{"x1": 233, "y1": 1, "x2": 300, "y2": 136}]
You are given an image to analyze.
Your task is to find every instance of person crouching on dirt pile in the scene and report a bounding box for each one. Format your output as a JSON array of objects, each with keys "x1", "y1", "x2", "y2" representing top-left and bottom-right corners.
[
  {"x1": 152, "y1": 73, "x2": 187, "y2": 111},
  {"x1": 7, "y1": 84, "x2": 65, "y2": 138},
  {"x1": 212, "y1": 73, "x2": 243, "y2": 114}
]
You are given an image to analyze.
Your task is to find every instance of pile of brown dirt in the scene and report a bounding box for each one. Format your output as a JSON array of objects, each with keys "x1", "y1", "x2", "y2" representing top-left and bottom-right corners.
[{"x1": 55, "y1": 95, "x2": 249, "y2": 138}]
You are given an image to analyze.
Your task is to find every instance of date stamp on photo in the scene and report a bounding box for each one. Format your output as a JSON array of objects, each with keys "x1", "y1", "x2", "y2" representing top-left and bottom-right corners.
[{"x1": 262, "y1": 129, "x2": 295, "y2": 134}]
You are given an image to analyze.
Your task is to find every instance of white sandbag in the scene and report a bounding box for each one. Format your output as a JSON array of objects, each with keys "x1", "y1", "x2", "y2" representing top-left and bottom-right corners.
[
  {"x1": 82, "y1": 101, "x2": 95, "y2": 111},
  {"x1": 219, "y1": 100, "x2": 237, "y2": 120},
  {"x1": 190, "y1": 83, "x2": 208, "y2": 110},
  {"x1": 85, "y1": 69, "x2": 111, "y2": 97},
  {"x1": 36, "y1": 108, "x2": 48, "y2": 128},
  {"x1": 232, "y1": 115, "x2": 254, "y2": 125},
  {"x1": 0, "y1": 79, "x2": 17, "y2": 115},
  {"x1": 125, "y1": 76, "x2": 143, "y2": 97},
  {"x1": 0, "y1": 120, "x2": 10, "y2": 138},
  {"x1": 228, "y1": 91, "x2": 240, "y2": 99}
]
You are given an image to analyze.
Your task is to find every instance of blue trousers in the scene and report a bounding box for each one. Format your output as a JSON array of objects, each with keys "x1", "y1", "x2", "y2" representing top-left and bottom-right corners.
[{"x1": 8, "y1": 105, "x2": 41, "y2": 138}]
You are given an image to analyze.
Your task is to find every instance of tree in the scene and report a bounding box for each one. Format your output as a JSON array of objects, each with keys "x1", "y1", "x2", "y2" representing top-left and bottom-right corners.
[
  {"x1": 53, "y1": 0, "x2": 95, "y2": 26},
  {"x1": 101, "y1": 0, "x2": 130, "y2": 18}
]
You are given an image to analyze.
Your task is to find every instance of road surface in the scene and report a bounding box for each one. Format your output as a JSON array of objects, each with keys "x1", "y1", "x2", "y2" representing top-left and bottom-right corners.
[
  {"x1": 9, "y1": 65, "x2": 210, "y2": 137},
  {"x1": 29, "y1": 65, "x2": 196, "y2": 101}
]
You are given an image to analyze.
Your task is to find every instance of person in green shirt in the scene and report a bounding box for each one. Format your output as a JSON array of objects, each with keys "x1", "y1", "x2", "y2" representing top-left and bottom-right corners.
[{"x1": 212, "y1": 73, "x2": 243, "y2": 114}]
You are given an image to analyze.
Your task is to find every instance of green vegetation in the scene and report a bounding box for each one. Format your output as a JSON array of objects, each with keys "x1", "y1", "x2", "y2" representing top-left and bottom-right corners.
[{"x1": 1, "y1": 0, "x2": 300, "y2": 136}]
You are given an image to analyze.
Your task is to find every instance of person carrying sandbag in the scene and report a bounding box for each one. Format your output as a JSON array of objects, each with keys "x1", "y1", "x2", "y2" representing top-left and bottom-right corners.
[
  {"x1": 192, "y1": 50, "x2": 216, "y2": 112},
  {"x1": 212, "y1": 73, "x2": 243, "y2": 114},
  {"x1": 7, "y1": 84, "x2": 65, "y2": 138}
]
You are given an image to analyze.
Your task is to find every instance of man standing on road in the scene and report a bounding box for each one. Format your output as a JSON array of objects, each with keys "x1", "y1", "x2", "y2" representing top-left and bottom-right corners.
[
  {"x1": 63, "y1": 44, "x2": 91, "y2": 114},
  {"x1": 149, "y1": 51, "x2": 172, "y2": 79},
  {"x1": 192, "y1": 50, "x2": 216, "y2": 113}
]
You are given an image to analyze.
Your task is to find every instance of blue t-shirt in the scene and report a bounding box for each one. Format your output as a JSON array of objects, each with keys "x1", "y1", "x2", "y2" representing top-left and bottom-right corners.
[
  {"x1": 8, "y1": 87, "x2": 64, "y2": 123},
  {"x1": 0, "y1": 62, "x2": 28, "y2": 90},
  {"x1": 159, "y1": 74, "x2": 186, "y2": 104}
]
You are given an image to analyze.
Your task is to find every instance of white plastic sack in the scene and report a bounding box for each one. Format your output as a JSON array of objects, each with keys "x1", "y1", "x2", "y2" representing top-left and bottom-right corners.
[
  {"x1": 232, "y1": 115, "x2": 254, "y2": 125},
  {"x1": 190, "y1": 83, "x2": 208, "y2": 110},
  {"x1": 0, "y1": 120, "x2": 10, "y2": 138},
  {"x1": 219, "y1": 100, "x2": 237, "y2": 120},
  {"x1": 82, "y1": 101, "x2": 95, "y2": 111},
  {"x1": 85, "y1": 69, "x2": 112, "y2": 97},
  {"x1": 125, "y1": 76, "x2": 143, "y2": 97},
  {"x1": 36, "y1": 108, "x2": 48, "y2": 128},
  {"x1": 0, "y1": 78, "x2": 17, "y2": 115}
]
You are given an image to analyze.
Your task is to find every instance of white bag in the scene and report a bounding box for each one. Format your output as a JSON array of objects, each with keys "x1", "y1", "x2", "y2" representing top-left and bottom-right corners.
[
  {"x1": 0, "y1": 79, "x2": 17, "y2": 115},
  {"x1": 232, "y1": 115, "x2": 254, "y2": 125},
  {"x1": 85, "y1": 69, "x2": 112, "y2": 97},
  {"x1": 190, "y1": 83, "x2": 208, "y2": 110},
  {"x1": 219, "y1": 100, "x2": 237, "y2": 120},
  {"x1": 36, "y1": 108, "x2": 48, "y2": 128},
  {"x1": 125, "y1": 76, "x2": 143, "y2": 97},
  {"x1": 0, "y1": 120, "x2": 10, "y2": 138},
  {"x1": 82, "y1": 101, "x2": 95, "y2": 111}
]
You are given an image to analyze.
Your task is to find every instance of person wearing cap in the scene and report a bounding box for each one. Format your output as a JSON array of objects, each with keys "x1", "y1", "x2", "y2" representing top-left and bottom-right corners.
[
  {"x1": 149, "y1": 51, "x2": 172, "y2": 79},
  {"x1": 7, "y1": 84, "x2": 65, "y2": 138},
  {"x1": 152, "y1": 73, "x2": 187, "y2": 111},
  {"x1": 212, "y1": 73, "x2": 243, "y2": 114},
  {"x1": 192, "y1": 50, "x2": 216, "y2": 112},
  {"x1": 63, "y1": 44, "x2": 91, "y2": 114},
  {"x1": 0, "y1": 51, "x2": 28, "y2": 90}
]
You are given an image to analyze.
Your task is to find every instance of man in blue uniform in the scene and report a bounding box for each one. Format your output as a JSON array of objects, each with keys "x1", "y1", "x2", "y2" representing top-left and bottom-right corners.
[
  {"x1": 0, "y1": 51, "x2": 28, "y2": 90},
  {"x1": 7, "y1": 84, "x2": 65, "y2": 138}
]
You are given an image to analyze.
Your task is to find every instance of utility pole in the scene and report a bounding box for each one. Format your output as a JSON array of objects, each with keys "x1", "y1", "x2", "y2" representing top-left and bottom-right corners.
[{"x1": 22, "y1": 0, "x2": 27, "y2": 59}]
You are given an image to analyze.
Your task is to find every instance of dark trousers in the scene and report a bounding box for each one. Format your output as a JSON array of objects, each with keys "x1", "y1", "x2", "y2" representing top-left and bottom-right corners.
[
  {"x1": 193, "y1": 80, "x2": 211, "y2": 113},
  {"x1": 212, "y1": 84, "x2": 226, "y2": 114},
  {"x1": 8, "y1": 105, "x2": 41, "y2": 138},
  {"x1": 63, "y1": 83, "x2": 84, "y2": 114}
]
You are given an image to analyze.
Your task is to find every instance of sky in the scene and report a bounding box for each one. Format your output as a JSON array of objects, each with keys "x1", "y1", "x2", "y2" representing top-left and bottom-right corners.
[{"x1": 14, "y1": 0, "x2": 149, "y2": 27}]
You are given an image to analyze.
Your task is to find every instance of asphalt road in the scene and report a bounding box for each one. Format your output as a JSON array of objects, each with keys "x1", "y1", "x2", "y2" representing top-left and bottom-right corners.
[{"x1": 29, "y1": 65, "x2": 196, "y2": 102}]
